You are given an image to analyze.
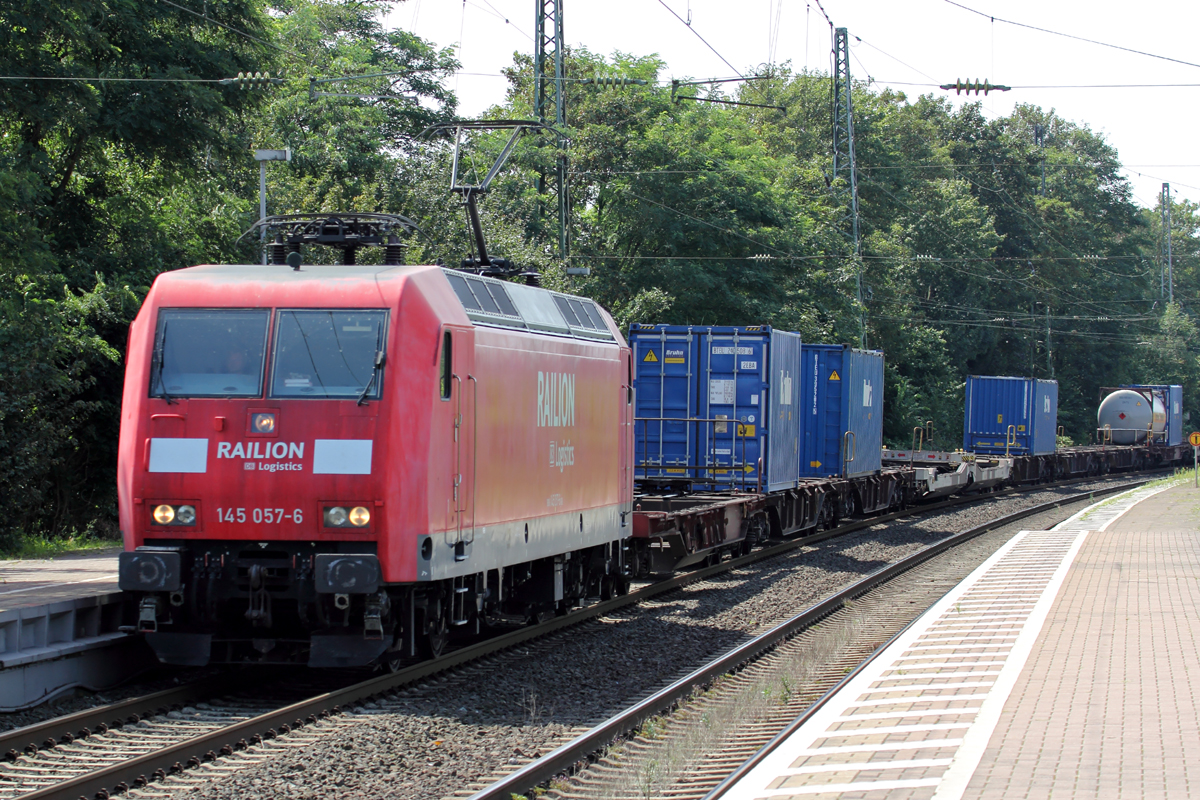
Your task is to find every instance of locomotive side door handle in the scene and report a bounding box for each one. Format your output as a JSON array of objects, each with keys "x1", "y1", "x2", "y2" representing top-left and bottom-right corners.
[
  {"x1": 452, "y1": 372, "x2": 464, "y2": 543},
  {"x1": 468, "y1": 374, "x2": 478, "y2": 544}
]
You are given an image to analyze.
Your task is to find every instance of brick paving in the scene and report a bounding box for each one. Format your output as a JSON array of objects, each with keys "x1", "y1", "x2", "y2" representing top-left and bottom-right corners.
[
  {"x1": 719, "y1": 482, "x2": 1197, "y2": 800},
  {"x1": 964, "y1": 483, "x2": 1200, "y2": 799}
]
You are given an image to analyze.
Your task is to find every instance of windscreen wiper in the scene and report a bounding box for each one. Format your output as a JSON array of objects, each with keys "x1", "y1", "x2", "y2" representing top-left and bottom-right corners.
[
  {"x1": 152, "y1": 321, "x2": 176, "y2": 405},
  {"x1": 356, "y1": 323, "x2": 386, "y2": 406}
]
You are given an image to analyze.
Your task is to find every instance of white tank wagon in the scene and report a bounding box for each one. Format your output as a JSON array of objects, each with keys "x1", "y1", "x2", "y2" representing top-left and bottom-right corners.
[{"x1": 1097, "y1": 389, "x2": 1163, "y2": 445}]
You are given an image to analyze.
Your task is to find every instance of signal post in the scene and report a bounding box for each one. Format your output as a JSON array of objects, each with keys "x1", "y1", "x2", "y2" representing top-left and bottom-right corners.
[{"x1": 1190, "y1": 431, "x2": 1200, "y2": 487}]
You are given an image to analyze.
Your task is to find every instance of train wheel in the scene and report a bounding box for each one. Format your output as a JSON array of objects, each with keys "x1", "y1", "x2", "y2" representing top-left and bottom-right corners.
[
  {"x1": 600, "y1": 574, "x2": 628, "y2": 601},
  {"x1": 818, "y1": 501, "x2": 836, "y2": 530},
  {"x1": 840, "y1": 492, "x2": 857, "y2": 519},
  {"x1": 419, "y1": 596, "x2": 449, "y2": 659},
  {"x1": 380, "y1": 641, "x2": 408, "y2": 673}
]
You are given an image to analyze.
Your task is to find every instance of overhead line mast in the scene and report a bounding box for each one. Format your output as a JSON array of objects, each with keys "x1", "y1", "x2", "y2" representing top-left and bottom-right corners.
[
  {"x1": 832, "y1": 27, "x2": 864, "y2": 346},
  {"x1": 1162, "y1": 183, "x2": 1173, "y2": 303},
  {"x1": 534, "y1": 0, "x2": 568, "y2": 259}
]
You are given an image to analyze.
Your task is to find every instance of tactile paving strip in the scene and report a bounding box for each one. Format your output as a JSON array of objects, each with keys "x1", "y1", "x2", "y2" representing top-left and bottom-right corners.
[{"x1": 721, "y1": 483, "x2": 1168, "y2": 800}]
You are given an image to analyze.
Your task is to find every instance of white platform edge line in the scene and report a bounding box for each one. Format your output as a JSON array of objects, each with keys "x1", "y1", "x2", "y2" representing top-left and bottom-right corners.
[
  {"x1": 722, "y1": 483, "x2": 1171, "y2": 800},
  {"x1": 929, "y1": 527, "x2": 1090, "y2": 800},
  {"x1": 927, "y1": 483, "x2": 1173, "y2": 800},
  {"x1": 719, "y1": 528, "x2": 1039, "y2": 800}
]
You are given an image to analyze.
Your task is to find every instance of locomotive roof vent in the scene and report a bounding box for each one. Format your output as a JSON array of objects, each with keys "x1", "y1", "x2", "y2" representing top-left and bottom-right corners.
[
  {"x1": 238, "y1": 213, "x2": 419, "y2": 267},
  {"x1": 442, "y1": 268, "x2": 613, "y2": 342}
]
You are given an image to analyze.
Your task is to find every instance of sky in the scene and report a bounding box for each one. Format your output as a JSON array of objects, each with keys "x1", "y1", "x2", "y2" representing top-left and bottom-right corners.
[{"x1": 386, "y1": 0, "x2": 1200, "y2": 211}]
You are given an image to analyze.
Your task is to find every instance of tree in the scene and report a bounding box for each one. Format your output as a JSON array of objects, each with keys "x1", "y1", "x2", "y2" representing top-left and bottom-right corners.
[{"x1": 0, "y1": 0, "x2": 457, "y2": 540}]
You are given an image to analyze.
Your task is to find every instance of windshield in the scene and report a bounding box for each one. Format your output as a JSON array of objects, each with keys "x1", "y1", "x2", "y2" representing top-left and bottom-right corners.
[
  {"x1": 151, "y1": 310, "x2": 270, "y2": 398},
  {"x1": 271, "y1": 310, "x2": 388, "y2": 399}
]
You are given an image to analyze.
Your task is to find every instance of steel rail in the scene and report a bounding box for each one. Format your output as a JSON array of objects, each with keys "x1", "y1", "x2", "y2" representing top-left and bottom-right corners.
[
  {"x1": 465, "y1": 477, "x2": 1152, "y2": 800},
  {"x1": 0, "y1": 673, "x2": 251, "y2": 762},
  {"x1": 13, "y1": 473, "x2": 1156, "y2": 800}
]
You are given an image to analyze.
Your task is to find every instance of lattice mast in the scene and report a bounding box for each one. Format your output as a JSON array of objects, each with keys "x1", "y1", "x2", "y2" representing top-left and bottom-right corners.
[
  {"x1": 1162, "y1": 182, "x2": 1173, "y2": 302},
  {"x1": 534, "y1": 0, "x2": 568, "y2": 258},
  {"x1": 832, "y1": 27, "x2": 864, "y2": 345}
]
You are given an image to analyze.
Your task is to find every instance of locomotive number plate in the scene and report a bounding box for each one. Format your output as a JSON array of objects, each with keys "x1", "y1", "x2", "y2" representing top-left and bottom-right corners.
[{"x1": 217, "y1": 507, "x2": 304, "y2": 524}]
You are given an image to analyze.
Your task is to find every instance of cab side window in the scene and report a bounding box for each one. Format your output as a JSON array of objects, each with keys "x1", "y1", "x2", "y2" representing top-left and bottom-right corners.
[
  {"x1": 440, "y1": 331, "x2": 452, "y2": 399},
  {"x1": 627, "y1": 355, "x2": 633, "y2": 404}
]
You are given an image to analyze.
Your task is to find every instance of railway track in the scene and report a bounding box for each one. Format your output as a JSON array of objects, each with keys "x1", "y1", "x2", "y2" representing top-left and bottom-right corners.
[
  {"x1": 0, "y1": 474, "x2": 1160, "y2": 800},
  {"x1": 464, "y1": 476, "x2": 1157, "y2": 800}
]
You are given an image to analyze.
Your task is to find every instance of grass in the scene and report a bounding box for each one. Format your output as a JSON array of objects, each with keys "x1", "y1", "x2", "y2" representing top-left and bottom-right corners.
[
  {"x1": 1145, "y1": 466, "x2": 1197, "y2": 490},
  {"x1": 581, "y1": 615, "x2": 863, "y2": 800},
  {"x1": 0, "y1": 530, "x2": 120, "y2": 560}
]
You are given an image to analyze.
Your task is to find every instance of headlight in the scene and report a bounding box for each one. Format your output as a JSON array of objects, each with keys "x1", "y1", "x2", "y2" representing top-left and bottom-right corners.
[
  {"x1": 349, "y1": 506, "x2": 371, "y2": 527},
  {"x1": 325, "y1": 506, "x2": 348, "y2": 527},
  {"x1": 252, "y1": 412, "x2": 276, "y2": 433},
  {"x1": 151, "y1": 504, "x2": 197, "y2": 526}
]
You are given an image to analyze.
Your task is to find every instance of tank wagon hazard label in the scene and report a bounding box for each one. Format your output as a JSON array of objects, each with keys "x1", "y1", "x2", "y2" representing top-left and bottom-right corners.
[{"x1": 538, "y1": 371, "x2": 576, "y2": 475}]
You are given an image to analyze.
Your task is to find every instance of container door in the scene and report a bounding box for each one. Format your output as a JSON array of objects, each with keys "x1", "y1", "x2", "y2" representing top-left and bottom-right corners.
[
  {"x1": 766, "y1": 331, "x2": 801, "y2": 491},
  {"x1": 966, "y1": 376, "x2": 1035, "y2": 454},
  {"x1": 844, "y1": 350, "x2": 884, "y2": 476},
  {"x1": 632, "y1": 329, "x2": 695, "y2": 483},
  {"x1": 1033, "y1": 380, "x2": 1059, "y2": 455},
  {"x1": 1169, "y1": 385, "x2": 1184, "y2": 445},
  {"x1": 700, "y1": 331, "x2": 766, "y2": 491},
  {"x1": 800, "y1": 346, "x2": 844, "y2": 478}
]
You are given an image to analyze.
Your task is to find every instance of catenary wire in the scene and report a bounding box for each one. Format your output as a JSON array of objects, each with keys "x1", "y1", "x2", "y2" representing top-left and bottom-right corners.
[
  {"x1": 943, "y1": 0, "x2": 1200, "y2": 71},
  {"x1": 853, "y1": 37, "x2": 939, "y2": 83},
  {"x1": 654, "y1": 0, "x2": 744, "y2": 78},
  {"x1": 156, "y1": 0, "x2": 312, "y2": 64},
  {"x1": 469, "y1": 0, "x2": 534, "y2": 42}
]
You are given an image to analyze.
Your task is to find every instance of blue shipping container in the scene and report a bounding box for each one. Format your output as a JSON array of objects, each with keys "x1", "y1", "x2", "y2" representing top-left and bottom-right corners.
[
  {"x1": 630, "y1": 325, "x2": 801, "y2": 491},
  {"x1": 963, "y1": 376, "x2": 1058, "y2": 456},
  {"x1": 1120, "y1": 384, "x2": 1184, "y2": 445},
  {"x1": 798, "y1": 345, "x2": 884, "y2": 479}
]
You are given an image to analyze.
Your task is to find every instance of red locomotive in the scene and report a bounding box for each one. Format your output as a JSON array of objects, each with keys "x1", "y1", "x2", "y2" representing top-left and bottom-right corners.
[{"x1": 117, "y1": 215, "x2": 634, "y2": 667}]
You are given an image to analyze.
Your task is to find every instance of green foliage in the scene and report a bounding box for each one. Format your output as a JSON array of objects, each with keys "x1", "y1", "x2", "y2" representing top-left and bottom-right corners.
[
  {"x1": 4, "y1": 12, "x2": 1199, "y2": 540},
  {"x1": 0, "y1": 276, "x2": 135, "y2": 541},
  {"x1": 0, "y1": 0, "x2": 455, "y2": 538}
]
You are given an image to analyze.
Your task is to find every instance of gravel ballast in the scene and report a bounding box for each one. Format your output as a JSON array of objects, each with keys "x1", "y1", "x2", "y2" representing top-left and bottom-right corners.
[{"x1": 130, "y1": 478, "x2": 1140, "y2": 800}]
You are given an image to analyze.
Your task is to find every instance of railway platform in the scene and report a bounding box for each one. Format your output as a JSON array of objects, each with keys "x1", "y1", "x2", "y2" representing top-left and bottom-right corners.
[
  {"x1": 715, "y1": 479, "x2": 1200, "y2": 800},
  {"x1": 0, "y1": 549, "x2": 150, "y2": 711}
]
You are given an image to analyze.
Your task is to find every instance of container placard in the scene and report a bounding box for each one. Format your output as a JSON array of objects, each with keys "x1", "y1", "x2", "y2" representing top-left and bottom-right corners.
[{"x1": 709, "y1": 379, "x2": 736, "y2": 405}]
